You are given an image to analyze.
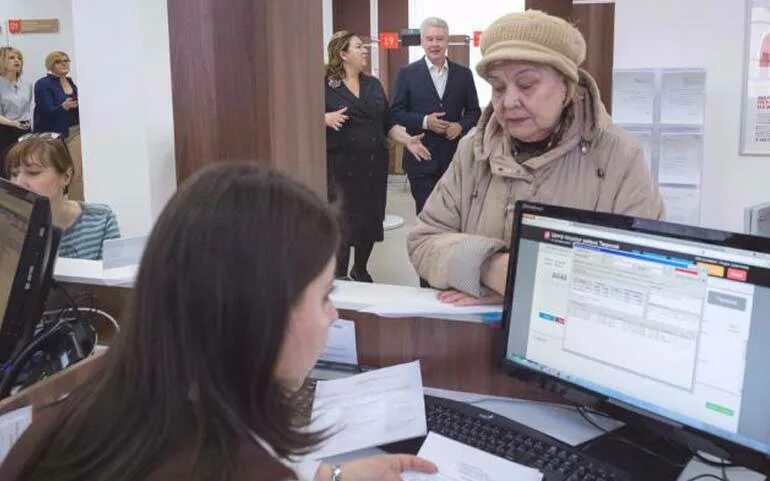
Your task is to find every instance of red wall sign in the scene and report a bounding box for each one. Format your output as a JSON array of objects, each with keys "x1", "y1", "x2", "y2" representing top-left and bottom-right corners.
[
  {"x1": 473, "y1": 31, "x2": 482, "y2": 47},
  {"x1": 379, "y1": 32, "x2": 399, "y2": 50},
  {"x1": 8, "y1": 19, "x2": 21, "y2": 34}
]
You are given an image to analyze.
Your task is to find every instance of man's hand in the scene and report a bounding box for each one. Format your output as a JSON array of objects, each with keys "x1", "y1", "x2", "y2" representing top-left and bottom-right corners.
[
  {"x1": 445, "y1": 122, "x2": 462, "y2": 140},
  {"x1": 425, "y1": 112, "x2": 449, "y2": 134}
]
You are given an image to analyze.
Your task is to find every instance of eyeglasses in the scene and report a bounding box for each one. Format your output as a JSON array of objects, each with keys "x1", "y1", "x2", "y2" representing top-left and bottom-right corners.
[
  {"x1": 54, "y1": 59, "x2": 71, "y2": 64},
  {"x1": 18, "y1": 132, "x2": 62, "y2": 142}
]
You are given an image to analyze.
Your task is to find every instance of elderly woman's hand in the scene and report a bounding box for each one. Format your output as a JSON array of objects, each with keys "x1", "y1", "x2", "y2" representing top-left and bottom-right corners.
[
  {"x1": 437, "y1": 289, "x2": 504, "y2": 306},
  {"x1": 325, "y1": 107, "x2": 349, "y2": 131},
  {"x1": 404, "y1": 133, "x2": 432, "y2": 161}
]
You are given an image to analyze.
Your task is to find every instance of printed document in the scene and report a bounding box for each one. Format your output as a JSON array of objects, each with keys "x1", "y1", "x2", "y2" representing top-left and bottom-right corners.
[
  {"x1": 310, "y1": 361, "x2": 426, "y2": 459},
  {"x1": 319, "y1": 318, "x2": 358, "y2": 365},
  {"x1": 402, "y1": 432, "x2": 543, "y2": 481},
  {"x1": 0, "y1": 406, "x2": 32, "y2": 463}
]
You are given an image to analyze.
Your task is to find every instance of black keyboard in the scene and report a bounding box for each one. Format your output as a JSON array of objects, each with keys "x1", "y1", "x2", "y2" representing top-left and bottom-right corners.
[{"x1": 425, "y1": 395, "x2": 634, "y2": 481}]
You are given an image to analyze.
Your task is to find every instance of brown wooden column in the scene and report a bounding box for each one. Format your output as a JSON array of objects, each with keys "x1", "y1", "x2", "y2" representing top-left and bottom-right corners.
[
  {"x1": 525, "y1": 0, "x2": 615, "y2": 112},
  {"x1": 333, "y1": 0, "x2": 370, "y2": 35},
  {"x1": 167, "y1": 0, "x2": 326, "y2": 194}
]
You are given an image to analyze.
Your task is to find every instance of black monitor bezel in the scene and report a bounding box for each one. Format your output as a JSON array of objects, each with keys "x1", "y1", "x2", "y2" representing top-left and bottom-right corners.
[
  {"x1": 0, "y1": 178, "x2": 53, "y2": 364},
  {"x1": 500, "y1": 201, "x2": 770, "y2": 459}
]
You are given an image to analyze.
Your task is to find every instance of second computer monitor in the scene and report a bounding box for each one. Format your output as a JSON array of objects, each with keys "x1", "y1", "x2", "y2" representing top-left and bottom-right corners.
[{"x1": 503, "y1": 202, "x2": 770, "y2": 456}]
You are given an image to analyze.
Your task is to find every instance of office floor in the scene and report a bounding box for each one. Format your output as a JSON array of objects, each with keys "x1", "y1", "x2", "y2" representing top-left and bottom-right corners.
[{"x1": 365, "y1": 175, "x2": 420, "y2": 287}]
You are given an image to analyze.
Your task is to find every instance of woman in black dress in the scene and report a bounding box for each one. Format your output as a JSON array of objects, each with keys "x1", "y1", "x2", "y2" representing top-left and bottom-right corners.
[{"x1": 325, "y1": 31, "x2": 430, "y2": 282}]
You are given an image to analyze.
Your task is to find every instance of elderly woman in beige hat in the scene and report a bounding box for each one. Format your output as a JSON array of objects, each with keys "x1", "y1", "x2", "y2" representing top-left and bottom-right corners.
[{"x1": 407, "y1": 10, "x2": 664, "y2": 305}]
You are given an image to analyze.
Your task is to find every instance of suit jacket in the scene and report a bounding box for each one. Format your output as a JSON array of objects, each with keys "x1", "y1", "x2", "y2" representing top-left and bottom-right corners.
[
  {"x1": 391, "y1": 57, "x2": 481, "y2": 176},
  {"x1": 33, "y1": 74, "x2": 79, "y2": 137}
]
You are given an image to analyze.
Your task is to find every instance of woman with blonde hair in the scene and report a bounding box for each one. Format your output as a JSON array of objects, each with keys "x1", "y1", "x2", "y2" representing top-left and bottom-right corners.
[
  {"x1": 0, "y1": 46, "x2": 32, "y2": 172},
  {"x1": 325, "y1": 31, "x2": 430, "y2": 282},
  {"x1": 34, "y1": 50, "x2": 79, "y2": 138},
  {"x1": 34, "y1": 50, "x2": 83, "y2": 198}
]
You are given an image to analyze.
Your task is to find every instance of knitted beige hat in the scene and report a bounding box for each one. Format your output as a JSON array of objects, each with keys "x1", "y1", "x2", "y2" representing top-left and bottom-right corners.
[{"x1": 476, "y1": 10, "x2": 586, "y2": 84}]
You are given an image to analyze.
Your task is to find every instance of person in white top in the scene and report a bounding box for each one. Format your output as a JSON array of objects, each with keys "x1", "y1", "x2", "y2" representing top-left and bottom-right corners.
[
  {"x1": 391, "y1": 17, "x2": 481, "y2": 215},
  {"x1": 0, "y1": 47, "x2": 32, "y2": 172}
]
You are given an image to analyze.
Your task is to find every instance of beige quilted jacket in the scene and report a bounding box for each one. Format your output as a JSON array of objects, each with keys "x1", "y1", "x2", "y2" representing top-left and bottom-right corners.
[{"x1": 407, "y1": 69, "x2": 665, "y2": 296}]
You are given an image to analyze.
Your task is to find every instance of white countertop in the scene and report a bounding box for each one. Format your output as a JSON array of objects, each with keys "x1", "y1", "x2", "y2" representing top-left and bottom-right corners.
[{"x1": 53, "y1": 258, "x2": 503, "y2": 322}]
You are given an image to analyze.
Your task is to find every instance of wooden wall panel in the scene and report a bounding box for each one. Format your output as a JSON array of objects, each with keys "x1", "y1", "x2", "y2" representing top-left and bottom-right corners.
[
  {"x1": 332, "y1": 0, "x2": 370, "y2": 36},
  {"x1": 378, "y1": 0, "x2": 409, "y2": 97},
  {"x1": 572, "y1": 3, "x2": 615, "y2": 112},
  {"x1": 525, "y1": 0, "x2": 615, "y2": 114},
  {"x1": 167, "y1": 0, "x2": 325, "y2": 194},
  {"x1": 525, "y1": 0, "x2": 572, "y2": 19}
]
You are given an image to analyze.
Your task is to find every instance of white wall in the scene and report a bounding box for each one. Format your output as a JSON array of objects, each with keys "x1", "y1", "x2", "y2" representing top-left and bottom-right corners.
[
  {"x1": 72, "y1": 0, "x2": 176, "y2": 236},
  {"x1": 0, "y1": 0, "x2": 76, "y2": 83},
  {"x1": 408, "y1": 0, "x2": 525, "y2": 108},
  {"x1": 323, "y1": 0, "x2": 333, "y2": 62},
  {"x1": 615, "y1": 0, "x2": 769, "y2": 233}
]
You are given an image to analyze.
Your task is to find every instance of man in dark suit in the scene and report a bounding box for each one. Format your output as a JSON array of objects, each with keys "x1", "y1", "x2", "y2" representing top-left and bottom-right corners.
[{"x1": 391, "y1": 17, "x2": 481, "y2": 213}]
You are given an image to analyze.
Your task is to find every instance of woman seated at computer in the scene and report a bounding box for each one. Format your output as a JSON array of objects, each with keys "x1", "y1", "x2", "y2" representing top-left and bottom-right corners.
[
  {"x1": 0, "y1": 163, "x2": 436, "y2": 481},
  {"x1": 407, "y1": 11, "x2": 664, "y2": 305},
  {"x1": 4, "y1": 133, "x2": 119, "y2": 260}
]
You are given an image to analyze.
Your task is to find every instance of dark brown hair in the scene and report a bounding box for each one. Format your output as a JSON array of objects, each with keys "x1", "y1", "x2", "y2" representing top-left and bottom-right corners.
[
  {"x1": 4, "y1": 136, "x2": 75, "y2": 194},
  {"x1": 324, "y1": 30, "x2": 357, "y2": 81},
  {"x1": 15, "y1": 162, "x2": 340, "y2": 481}
]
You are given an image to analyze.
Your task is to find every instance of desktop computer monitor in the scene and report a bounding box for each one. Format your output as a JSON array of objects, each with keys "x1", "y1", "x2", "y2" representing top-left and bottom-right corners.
[
  {"x1": 0, "y1": 178, "x2": 57, "y2": 364},
  {"x1": 502, "y1": 202, "x2": 770, "y2": 457}
]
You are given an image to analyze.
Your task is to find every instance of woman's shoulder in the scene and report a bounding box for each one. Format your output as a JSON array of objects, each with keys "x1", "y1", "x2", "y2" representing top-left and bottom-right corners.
[
  {"x1": 34, "y1": 74, "x2": 55, "y2": 87},
  {"x1": 81, "y1": 202, "x2": 115, "y2": 215},
  {"x1": 73, "y1": 202, "x2": 119, "y2": 235}
]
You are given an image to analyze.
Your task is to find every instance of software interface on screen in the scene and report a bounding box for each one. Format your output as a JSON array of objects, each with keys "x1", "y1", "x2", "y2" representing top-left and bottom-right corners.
[
  {"x1": 0, "y1": 194, "x2": 32, "y2": 325},
  {"x1": 506, "y1": 213, "x2": 770, "y2": 454}
]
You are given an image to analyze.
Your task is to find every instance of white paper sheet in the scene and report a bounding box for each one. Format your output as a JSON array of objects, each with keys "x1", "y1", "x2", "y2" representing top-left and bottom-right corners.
[
  {"x1": 402, "y1": 432, "x2": 543, "y2": 481},
  {"x1": 660, "y1": 70, "x2": 706, "y2": 125},
  {"x1": 310, "y1": 361, "x2": 427, "y2": 459},
  {"x1": 612, "y1": 70, "x2": 656, "y2": 124},
  {"x1": 0, "y1": 406, "x2": 32, "y2": 464},
  {"x1": 658, "y1": 132, "x2": 702, "y2": 185},
  {"x1": 319, "y1": 319, "x2": 358, "y2": 365},
  {"x1": 361, "y1": 301, "x2": 502, "y2": 318},
  {"x1": 660, "y1": 185, "x2": 701, "y2": 225},
  {"x1": 102, "y1": 236, "x2": 147, "y2": 270},
  {"x1": 625, "y1": 128, "x2": 654, "y2": 172}
]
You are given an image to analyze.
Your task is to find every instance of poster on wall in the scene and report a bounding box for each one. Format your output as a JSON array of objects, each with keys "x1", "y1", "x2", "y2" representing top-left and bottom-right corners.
[{"x1": 741, "y1": 0, "x2": 770, "y2": 154}]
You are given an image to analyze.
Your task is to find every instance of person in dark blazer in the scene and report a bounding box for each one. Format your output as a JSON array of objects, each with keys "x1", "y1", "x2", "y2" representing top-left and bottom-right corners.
[
  {"x1": 325, "y1": 30, "x2": 430, "y2": 282},
  {"x1": 391, "y1": 17, "x2": 481, "y2": 214},
  {"x1": 33, "y1": 51, "x2": 79, "y2": 138}
]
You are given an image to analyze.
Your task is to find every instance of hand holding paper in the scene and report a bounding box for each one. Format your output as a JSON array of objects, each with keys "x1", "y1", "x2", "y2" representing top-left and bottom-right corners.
[{"x1": 402, "y1": 432, "x2": 543, "y2": 481}]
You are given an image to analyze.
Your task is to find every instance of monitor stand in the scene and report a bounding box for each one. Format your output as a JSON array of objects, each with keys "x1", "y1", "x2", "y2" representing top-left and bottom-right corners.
[{"x1": 581, "y1": 426, "x2": 692, "y2": 481}]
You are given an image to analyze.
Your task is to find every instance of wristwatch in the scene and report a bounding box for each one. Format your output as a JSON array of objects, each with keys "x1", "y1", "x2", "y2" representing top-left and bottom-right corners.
[{"x1": 330, "y1": 464, "x2": 342, "y2": 481}]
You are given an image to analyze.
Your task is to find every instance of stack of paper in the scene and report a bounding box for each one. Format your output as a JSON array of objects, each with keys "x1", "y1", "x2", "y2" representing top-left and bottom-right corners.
[{"x1": 310, "y1": 361, "x2": 426, "y2": 459}]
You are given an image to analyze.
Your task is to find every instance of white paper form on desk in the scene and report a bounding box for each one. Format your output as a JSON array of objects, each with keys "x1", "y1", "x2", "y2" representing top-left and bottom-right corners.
[
  {"x1": 402, "y1": 432, "x2": 542, "y2": 481},
  {"x1": 0, "y1": 406, "x2": 32, "y2": 463},
  {"x1": 319, "y1": 319, "x2": 358, "y2": 365},
  {"x1": 310, "y1": 361, "x2": 426, "y2": 459}
]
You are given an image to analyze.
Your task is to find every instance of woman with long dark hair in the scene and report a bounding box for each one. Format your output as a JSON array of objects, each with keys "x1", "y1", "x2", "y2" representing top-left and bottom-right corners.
[{"x1": 0, "y1": 163, "x2": 435, "y2": 481}]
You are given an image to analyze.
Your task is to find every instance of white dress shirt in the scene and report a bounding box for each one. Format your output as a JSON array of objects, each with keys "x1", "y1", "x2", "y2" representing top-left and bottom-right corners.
[{"x1": 422, "y1": 56, "x2": 449, "y2": 130}]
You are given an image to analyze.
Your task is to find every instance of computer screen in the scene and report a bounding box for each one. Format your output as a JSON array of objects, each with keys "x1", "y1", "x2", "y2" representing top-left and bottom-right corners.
[
  {"x1": 503, "y1": 202, "x2": 770, "y2": 456},
  {"x1": 0, "y1": 179, "x2": 54, "y2": 363}
]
